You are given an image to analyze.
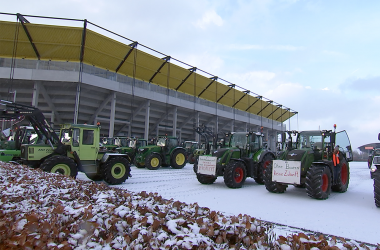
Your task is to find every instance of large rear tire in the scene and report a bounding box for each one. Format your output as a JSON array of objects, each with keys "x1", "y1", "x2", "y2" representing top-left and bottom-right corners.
[
  {"x1": 40, "y1": 155, "x2": 78, "y2": 178},
  {"x1": 223, "y1": 161, "x2": 246, "y2": 188},
  {"x1": 263, "y1": 162, "x2": 288, "y2": 193},
  {"x1": 374, "y1": 173, "x2": 380, "y2": 208},
  {"x1": 306, "y1": 164, "x2": 331, "y2": 200},
  {"x1": 332, "y1": 159, "x2": 350, "y2": 192},
  {"x1": 196, "y1": 174, "x2": 217, "y2": 184},
  {"x1": 254, "y1": 154, "x2": 273, "y2": 185},
  {"x1": 102, "y1": 157, "x2": 131, "y2": 185},
  {"x1": 145, "y1": 154, "x2": 161, "y2": 170},
  {"x1": 171, "y1": 149, "x2": 187, "y2": 169}
]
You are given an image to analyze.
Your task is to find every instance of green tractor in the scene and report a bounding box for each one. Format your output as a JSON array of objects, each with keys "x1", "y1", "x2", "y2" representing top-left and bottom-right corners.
[
  {"x1": 0, "y1": 125, "x2": 39, "y2": 163},
  {"x1": 1, "y1": 100, "x2": 132, "y2": 185},
  {"x1": 370, "y1": 133, "x2": 380, "y2": 207},
  {"x1": 116, "y1": 137, "x2": 148, "y2": 164},
  {"x1": 195, "y1": 131, "x2": 275, "y2": 188},
  {"x1": 264, "y1": 126, "x2": 353, "y2": 200},
  {"x1": 134, "y1": 135, "x2": 187, "y2": 170},
  {"x1": 275, "y1": 130, "x2": 298, "y2": 160},
  {"x1": 101, "y1": 137, "x2": 126, "y2": 151},
  {"x1": 184, "y1": 141, "x2": 199, "y2": 164}
]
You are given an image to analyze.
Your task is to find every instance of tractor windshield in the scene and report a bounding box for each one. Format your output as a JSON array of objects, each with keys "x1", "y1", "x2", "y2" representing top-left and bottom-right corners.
[
  {"x1": 250, "y1": 134, "x2": 262, "y2": 150},
  {"x1": 137, "y1": 140, "x2": 147, "y2": 148},
  {"x1": 230, "y1": 133, "x2": 248, "y2": 148},
  {"x1": 157, "y1": 138, "x2": 166, "y2": 146},
  {"x1": 297, "y1": 131, "x2": 322, "y2": 149}
]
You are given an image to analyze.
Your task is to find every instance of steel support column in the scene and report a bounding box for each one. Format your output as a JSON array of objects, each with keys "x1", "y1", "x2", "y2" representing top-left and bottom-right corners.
[
  {"x1": 144, "y1": 100, "x2": 150, "y2": 140},
  {"x1": 32, "y1": 81, "x2": 40, "y2": 107},
  {"x1": 109, "y1": 92, "x2": 116, "y2": 137},
  {"x1": 173, "y1": 107, "x2": 177, "y2": 137}
]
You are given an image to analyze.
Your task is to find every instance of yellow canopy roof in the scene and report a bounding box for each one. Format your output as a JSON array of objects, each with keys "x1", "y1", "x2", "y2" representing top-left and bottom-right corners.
[{"x1": 0, "y1": 19, "x2": 295, "y2": 122}]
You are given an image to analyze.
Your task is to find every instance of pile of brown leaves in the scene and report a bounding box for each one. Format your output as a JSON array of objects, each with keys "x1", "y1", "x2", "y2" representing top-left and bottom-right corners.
[{"x1": 0, "y1": 163, "x2": 378, "y2": 250}]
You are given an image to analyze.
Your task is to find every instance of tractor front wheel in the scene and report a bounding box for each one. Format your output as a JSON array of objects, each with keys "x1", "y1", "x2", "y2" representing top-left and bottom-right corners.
[
  {"x1": 193, "y1": 158, "x2": 199, "y2": 173},
  {"x1": 171, "y1": 149, "x2": 187, "y2": 169},
  {"x1": 223, "y1": 161, "x2": 246, "y2": 188},
  {"x1": 188, "y1": 153, "x2": 196, "y2": 164},
  {"x1": 332, "y1": 159, "x2": 350, "y2": 193},
  {"x1": 254, "y1": 154, "x2": 274, "y2": 185},
  {"x1": 374, "y1": 173, "x2": 380, "y2": 208},
  {"x1": 306, "y1": 164, "x2": 331, "y2": 200},
  {"x1": 263, "y1": 162, "x2": 288, "y2": 193},
  {"x1": 102, "y1": 157, "x2": 131, "y2": 185},
  {"x1": 197, "y1": 174, "x2": 217, "y2": 184},
  {"x1": 145, "y1": 154, "x2": 162, "y2": 170},
  {"x1": 134, "y1": 158, "x2": 145, "y2": 168},
  {"x1": 40, "y1": 155, "x2": 78, "y2": 178}
]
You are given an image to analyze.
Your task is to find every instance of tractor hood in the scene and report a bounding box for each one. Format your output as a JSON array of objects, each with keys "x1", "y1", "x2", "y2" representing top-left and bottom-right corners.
[
  {"x1": 212, "y1": 148, "x2": 229, "y2": 158},
  {"x1": 285, "y1": 150, "x2": 306, "y2": 161}
]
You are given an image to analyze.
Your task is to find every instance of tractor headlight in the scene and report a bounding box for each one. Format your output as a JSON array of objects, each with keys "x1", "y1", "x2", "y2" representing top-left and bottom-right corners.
[{"x1": 138, "y1": 148, "x2": 147, "y2": 153}]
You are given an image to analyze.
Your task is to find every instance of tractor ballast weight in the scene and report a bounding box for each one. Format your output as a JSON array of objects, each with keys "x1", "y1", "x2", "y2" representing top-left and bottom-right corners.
[
  {"x1": 264, "y1": 127, "x2": 353, "y2": 200},
  {"x1": 195, "y1": 131, "x2": 276, "y2": 188}
]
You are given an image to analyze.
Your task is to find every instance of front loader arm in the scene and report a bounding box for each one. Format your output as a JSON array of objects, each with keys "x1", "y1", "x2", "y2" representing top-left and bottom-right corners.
[{"x1": 0, "y1": 100, "x2": 64, "y2": 154}]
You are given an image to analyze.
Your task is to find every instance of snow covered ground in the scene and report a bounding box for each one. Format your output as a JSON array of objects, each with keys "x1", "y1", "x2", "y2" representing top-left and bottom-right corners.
[{"x1": 76, "y1": 161, "x2": 379, "y2": 246}]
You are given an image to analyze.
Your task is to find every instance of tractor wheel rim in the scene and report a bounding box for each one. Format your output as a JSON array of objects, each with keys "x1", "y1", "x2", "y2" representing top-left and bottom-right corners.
[
  {"x1": 176, "y1": 153, "x2": 185, "y2": 165},
  {"x1": 234, "y1": 167, "x2": 244, "y2": 183},
  {"x1": 111, "y1": 163, "x2": 126, "y2": 179},
  {"x1": 263, "y1": 160, "x2": 270, "y2": 169},
  {"x1": 151, "y1": 158, "x2": 159, "y2": 168},
  {"x1": 321, "y1": 173, "x2": 328, "y2": 192},
  {"x1": 341, "y1": 164, "x2": 348, "y2": 185},
  {"x1": 51, "y1": 164, "x2": 70, "y2": 176}
]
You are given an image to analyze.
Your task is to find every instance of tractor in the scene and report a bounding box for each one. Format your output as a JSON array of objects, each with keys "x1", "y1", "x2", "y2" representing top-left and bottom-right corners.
[
  {"x1": 116, "y1": 137, "x2": 148, "y2": 164},
  {"x1": 0, "y1": 100, "x2": 132, "y2": 185},
  {"x1": 0, "y1": 125, "x2": 38, "y2": 162},
  {"x1": 195, "y1": 131, "x2": 275, "y2": 188},
  {"x1": 264, "y1": 126, "x2": 353, "y2": 200},
  {"x1": 183, "y1": 141, "x2": 199, "y2": 164},
  {"x1": 134, "y1": 135, "x2": 187, "y2": 170},
  {"x1": 370, "y1": 133, "x2": 380, "y2": 207},
  {"x1": 191, "y1": 124, "x2": 224, "y2": 173}
]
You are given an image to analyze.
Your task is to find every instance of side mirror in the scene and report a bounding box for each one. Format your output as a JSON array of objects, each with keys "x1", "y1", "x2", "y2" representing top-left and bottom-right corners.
[{"x1": 378, "y1": 133, "x2": 380, "y2": 141}]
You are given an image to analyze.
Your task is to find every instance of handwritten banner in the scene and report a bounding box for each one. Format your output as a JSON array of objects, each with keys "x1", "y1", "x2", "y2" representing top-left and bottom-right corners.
[
  {"x1": 198, "y1": 156, "x2": 217, "y2": 175},
  {"x1": 272, "y1": 160, "x2": 301, "y2": 185}
]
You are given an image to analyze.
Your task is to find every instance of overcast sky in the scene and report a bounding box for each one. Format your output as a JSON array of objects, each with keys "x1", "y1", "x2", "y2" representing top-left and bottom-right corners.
[{"x1": 2, "y1": 0, "x2": 380, "y2": 151}]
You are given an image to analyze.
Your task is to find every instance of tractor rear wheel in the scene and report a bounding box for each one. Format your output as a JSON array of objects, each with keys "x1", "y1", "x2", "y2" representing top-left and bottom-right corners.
[
  {"x1": 102, "y1": 157, "x2": 131, "y2": 185},
  {"x1": 171, "y1": 149, "x2": 187, "y2": 169},
  {"x1": 374, "y1": 173, "x2": 380, "y2": 208},
  {"x1": 40, "y1": 155, "x2": 78, "y2": 178},
  {"x1": 254, "y1": 154, "x2": 274, "y2": 185},
  {"x1": 196, "y1": 173, "x2": 217, "y2": 184},
  {"x1": 263, "y1": 162, "x2": 288, "y2": 193},
  {"x1": 332, "y1": 159, "x2": 350, "y2": 192},
  {"x1": 306, "y1": 164, "x2": 331, "y2": 200},
  {"x1": 223, "y1": 161, "x2": 246, "y2": 188},
  {"x1": 145, "y1": 154, "x2": 162, "y2": 170}
]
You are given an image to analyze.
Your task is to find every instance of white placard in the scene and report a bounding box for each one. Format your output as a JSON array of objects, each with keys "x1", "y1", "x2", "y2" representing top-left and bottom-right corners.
[
  {"x1": 197, "y1": 156, "x2": 217, "y2": 175},
  {"x1": 272, "y1": 160, "x2": 301, "y2": 185}
]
